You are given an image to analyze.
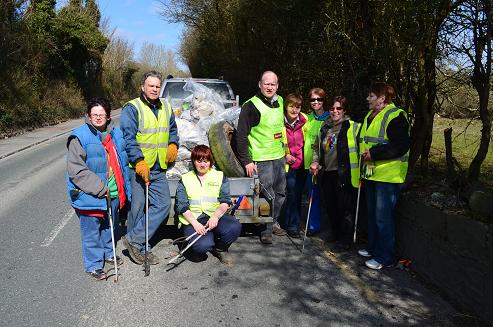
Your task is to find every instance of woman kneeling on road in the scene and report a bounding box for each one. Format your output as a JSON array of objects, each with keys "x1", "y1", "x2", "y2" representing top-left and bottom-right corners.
[
  {"x1": 175, "y1": 145, "x2": 242, "y2": 266},
  {"x1": 66, "y1": 97, "x2": 132, "y2": 280}
]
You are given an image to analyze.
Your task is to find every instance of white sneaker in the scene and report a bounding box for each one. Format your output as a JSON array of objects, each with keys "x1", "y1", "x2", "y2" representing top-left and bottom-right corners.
[
  {"x1": 358, "y1": 249, "x2": 372, "y2": 257},
  {"x1": 365, "y1": 259, "x2": 383, "y2": 270}
]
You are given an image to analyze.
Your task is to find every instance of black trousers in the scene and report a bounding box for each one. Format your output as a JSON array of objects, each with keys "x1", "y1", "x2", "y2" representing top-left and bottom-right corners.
[{"x1": 320, "y1": 171, "x2": 357, "y2": 245}]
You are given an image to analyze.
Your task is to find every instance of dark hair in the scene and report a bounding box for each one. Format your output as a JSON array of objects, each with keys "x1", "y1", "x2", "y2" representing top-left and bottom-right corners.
[
  {"x1": 369, "y1": 82, "x2": 395, "y2": 103},
  {"x1": 87, "y1": 97, "x2": 111, "y2": 117},
  {"x1": 332, "y1": 96, "x2": 348, "y2": 112},
  {"x1": 141, "y1": 70, "x2": 162, "y2": 85},
  {"x1": 285, "y1": 93, "x2": 303, "y2": 109},
  {"x1": 191, "y1": 144, "x2": 214, "y2": 167}
]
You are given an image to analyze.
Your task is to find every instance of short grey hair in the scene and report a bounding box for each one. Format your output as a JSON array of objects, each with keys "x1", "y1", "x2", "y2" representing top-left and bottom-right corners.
[{"x1": 141, "y1": 70, "x2": 162, "y2": 85}]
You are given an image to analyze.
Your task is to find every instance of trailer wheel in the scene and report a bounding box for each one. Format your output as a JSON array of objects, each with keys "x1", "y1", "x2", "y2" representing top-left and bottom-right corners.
[{"x1": 208, "y1": 120, "x2": 245, "y2": 177}]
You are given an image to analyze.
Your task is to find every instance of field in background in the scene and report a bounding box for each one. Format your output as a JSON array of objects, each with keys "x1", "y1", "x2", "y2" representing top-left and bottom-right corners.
[{"x1": 430, "y1": 116, "x2": 493, "y2": 186}]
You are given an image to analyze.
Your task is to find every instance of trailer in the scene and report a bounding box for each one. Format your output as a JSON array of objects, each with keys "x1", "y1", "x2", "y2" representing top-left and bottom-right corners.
[{"x1": 165, "y1": 176, "x2": 273, "y2": 236}]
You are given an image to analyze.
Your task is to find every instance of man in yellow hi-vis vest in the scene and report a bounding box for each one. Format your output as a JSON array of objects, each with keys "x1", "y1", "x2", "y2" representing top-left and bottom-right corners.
[
  {"x1": 120, "y1": 71, "x2": 179, "y2": 265},
  {"x1": 235, "y1": 71, "x2": 287, "y2": 244}
]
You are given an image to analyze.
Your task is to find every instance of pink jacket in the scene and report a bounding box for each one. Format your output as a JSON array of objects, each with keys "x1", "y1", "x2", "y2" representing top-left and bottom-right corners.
[{"x1": 284, "y1": 113, "x2": 307, "y2": 170}]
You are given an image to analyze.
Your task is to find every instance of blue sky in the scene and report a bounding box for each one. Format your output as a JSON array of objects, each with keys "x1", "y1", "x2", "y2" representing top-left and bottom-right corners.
[{"x1": 58, "y1": 0, "x2": 185, "y2": 64}]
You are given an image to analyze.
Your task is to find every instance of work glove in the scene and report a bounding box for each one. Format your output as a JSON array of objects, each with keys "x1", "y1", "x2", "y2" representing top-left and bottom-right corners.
[
  {"x1": 166, "y1": 143, "x2": 178, "y2": 163},
  {"x1": 135, "y1": 160, "x2": 150, "y2": 183},
  {"x1": 362, "y1": 161, "x2": 375, "y2": 179}
]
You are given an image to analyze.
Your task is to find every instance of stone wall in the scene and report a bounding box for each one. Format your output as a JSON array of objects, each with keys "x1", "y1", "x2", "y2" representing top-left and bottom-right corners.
[{"x1": 395, "y1": 195, "x2": 493, "y2": 324}]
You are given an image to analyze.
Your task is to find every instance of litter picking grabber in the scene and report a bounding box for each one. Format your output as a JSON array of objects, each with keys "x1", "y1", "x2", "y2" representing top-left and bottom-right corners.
[
  {"x1": 106, "y1": 193, "x2": 118, "y2": 283},
  {"x1": 144, "y1": 182, "x2": 150, "y2": 277},
  {"x1": 168, "y1": 227, "x2": 210, "y2": 264},
  {"x1": 302, "y1": 175, "x2": 315, "y2": 253},
  {"x1": 353, "y1": 180, "x2": 362, "y2": 243}
]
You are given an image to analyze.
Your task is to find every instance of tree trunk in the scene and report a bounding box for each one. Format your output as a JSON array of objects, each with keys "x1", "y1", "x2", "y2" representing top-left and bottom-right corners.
[
  {"x1": 444, "y1": 127, "x2": 455, "y2": 176},
  {"x1": 467, "y1": 0, "x2": 492, "y2": 182}
]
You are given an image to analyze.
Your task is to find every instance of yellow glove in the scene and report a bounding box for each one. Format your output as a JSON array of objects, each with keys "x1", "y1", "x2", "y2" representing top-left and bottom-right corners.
[
  {"x1": 135, "y1": 160, "x2": 150, "y2": 183},
  {"x1": 166, "y1": 143, "x2": 178, "y2": 163}
]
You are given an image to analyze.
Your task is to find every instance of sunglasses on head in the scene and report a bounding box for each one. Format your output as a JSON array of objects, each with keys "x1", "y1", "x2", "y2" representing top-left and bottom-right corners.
[{"x1": 310, "y1": 98, "x2": 324, "y2": 103}]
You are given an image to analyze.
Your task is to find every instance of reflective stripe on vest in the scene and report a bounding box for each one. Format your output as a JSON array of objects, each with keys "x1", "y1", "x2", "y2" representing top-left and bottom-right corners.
[
  {"x1": 359, "y1": 103, "x2": 409, "y2": 183},
  {"x1": 347, "y1": 120, "x2": 361, "y2": 188},
  {"x1": 127, "y1": 98, "x2": 171, "y2": 169},
  {"x1": 178, "y1": 169, "x2": 223, "y2": 225},
  {"x1": 304, "y1": 113, "x2": 325, "y2": 169},
  {"x1": 247, "y1": 96, "x2": 285, "y2": 161}
]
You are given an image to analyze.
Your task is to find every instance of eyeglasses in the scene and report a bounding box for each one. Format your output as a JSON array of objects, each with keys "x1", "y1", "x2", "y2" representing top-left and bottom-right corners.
[
  {"x1": 330, "y1": 106, "x2": 343, "y2": 111},
  {"x1": 90, "y1": 113, "x2": 107, "y2": 119},
  {"x1": 195, "y1": 158, "x2": 210, "y2": 163},
  {"x1": 310, "y1": 98, "x2": 324, "y2": 103}
]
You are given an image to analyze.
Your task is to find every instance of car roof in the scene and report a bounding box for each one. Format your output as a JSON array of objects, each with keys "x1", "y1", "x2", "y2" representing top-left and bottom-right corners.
[{"x1": 164, "y1": 78, "x2": 228, "y2": 84}]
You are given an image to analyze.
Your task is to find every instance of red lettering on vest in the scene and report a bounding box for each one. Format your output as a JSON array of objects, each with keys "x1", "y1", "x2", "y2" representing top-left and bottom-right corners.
[{"x1": 274, "y1": 132, "x2": 282, "y2": 139}]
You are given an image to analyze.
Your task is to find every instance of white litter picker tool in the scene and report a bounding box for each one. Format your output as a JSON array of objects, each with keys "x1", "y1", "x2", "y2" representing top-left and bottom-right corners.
[
  {"x1": 106, "y1": 193, "x2": 118, "y2": 283},
  {"x1": 168, "y1": 227, "x2": 210, "y2": 264}
]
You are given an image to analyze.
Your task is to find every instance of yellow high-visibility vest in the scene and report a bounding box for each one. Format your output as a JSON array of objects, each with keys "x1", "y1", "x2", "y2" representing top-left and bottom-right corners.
[
  {"x1": 304, "y1": 112, "x2": 325, "y2": 169},
  {"x1": 247, "y1": 95, "x2": 285, "y2": 161},
  {"x1": 347, "y1": 120, "x2": 361, "y2": 188},
  {"x1": 126, "y1": 98, "x2": 172, "y2": 169},
  {"x1": 359, "y1": 103, "x2": 409, "y2": 183},
  {"x1": 178, "y1": 169, "x2": 223, "y2": 225}
]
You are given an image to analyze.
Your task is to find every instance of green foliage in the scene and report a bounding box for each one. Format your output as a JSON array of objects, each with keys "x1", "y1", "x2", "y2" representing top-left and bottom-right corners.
[
  {"x1": 54, "y1": 1, "x2": 108, "y2": 98},
  {"x1": 0, "y1": 0, "x2": 107, "y2": 136},
  {"x1": 101, "y1": 32, "x2": 138, "y2": 105}
]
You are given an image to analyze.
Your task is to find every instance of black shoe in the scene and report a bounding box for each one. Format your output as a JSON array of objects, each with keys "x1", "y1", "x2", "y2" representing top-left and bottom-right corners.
[
  {"x1": 105, "y1": 255, "x2": 124, "y2": 266},
  {"x1": 122, "y1": 236, "x2": 144, "y2": 264},
  {"x1": 144, "y1": 252, "x2": 160, "y2": 265},
  {"x1": 306, "y1": 230, "x2": 319, "y2": 237},
  {"x1": 287, "y1": 230, "x2": 302, "y2": 239},
  {"x1": 334, "y1": 243, "x2": 351, "y2": 251},
  {"x1": 87, "y1": 269, "x2": 107, "y2": 281},
  {"x1": 260, "y1": 233, "x2": 272, "y2": 244}
]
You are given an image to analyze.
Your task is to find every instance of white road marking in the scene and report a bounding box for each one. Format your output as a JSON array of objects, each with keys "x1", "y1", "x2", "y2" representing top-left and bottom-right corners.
[{"x1": 41, "y1": 208, "x2": 74, "y2": 247}]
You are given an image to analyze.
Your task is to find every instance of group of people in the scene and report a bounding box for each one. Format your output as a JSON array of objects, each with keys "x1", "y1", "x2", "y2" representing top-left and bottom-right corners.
[
  {"x1": 66, "y1": 71, "x2": 241, "y2": 280},
  {"x1": 235, "y1": 71, "x2": 410, "y2": 271},
  {"x1": 65, "y1": 69, "x2": 409, "y2": 281}
]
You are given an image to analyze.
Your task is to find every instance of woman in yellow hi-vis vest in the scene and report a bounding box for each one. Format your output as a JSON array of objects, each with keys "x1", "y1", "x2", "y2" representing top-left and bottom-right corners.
[
  {"x1": 357, "y1": 82, "x2": 410, "y2": 270},
  {"x1": 310, "y1": 96, "x2": 360, "y2": 250},
  {"x1": 305, "y1": 88, "x2": 330, "y2": 234},
  {"x1": 175, "y1": 145, "x2": 242, "y2": 266}
]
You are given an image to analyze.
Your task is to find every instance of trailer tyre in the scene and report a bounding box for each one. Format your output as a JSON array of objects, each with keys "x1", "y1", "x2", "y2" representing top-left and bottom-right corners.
[{"x1": 208, "y1": 120, "x2": 245, "y2": 177}]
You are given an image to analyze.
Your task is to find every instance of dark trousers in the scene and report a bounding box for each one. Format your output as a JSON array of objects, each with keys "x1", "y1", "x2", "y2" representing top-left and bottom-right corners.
[
  {"x1": 182, "y1": 214, "x2": 242, "y2": 254},
  {"x1": 321, "y1": 171, "x2": 356, "y2": 245}
]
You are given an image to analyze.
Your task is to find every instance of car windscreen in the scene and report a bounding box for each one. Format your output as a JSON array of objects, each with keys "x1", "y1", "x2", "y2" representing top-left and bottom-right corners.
[{"x1": 163, "y1": 81, "x2": 233, "y2": 101}]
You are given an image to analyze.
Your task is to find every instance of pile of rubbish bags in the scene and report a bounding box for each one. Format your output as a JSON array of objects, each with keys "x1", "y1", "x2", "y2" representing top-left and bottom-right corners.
[{"x1": 166, "y1": 81, "x2": 240, "y2": 178}]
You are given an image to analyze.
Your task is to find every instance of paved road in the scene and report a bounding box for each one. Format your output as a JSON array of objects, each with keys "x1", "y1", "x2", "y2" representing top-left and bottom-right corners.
[{"x1": 0, "y1": 115, "x2": 460, "y2": 326}]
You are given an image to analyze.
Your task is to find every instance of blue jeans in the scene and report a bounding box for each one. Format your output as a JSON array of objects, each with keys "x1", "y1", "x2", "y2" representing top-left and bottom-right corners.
[
  {"x1": 257, "y1": 158, "x2": 286, "y2": 227},
  {"x1": 126, "y1": 168, "x2": 171, "y2": 253},
  {"x1": 307, "y1": 174, "x2": 321, "y2": 232},
  {"x1": 182, "y1": 214, "x2": 242, "y2": 253},
  {"x1": 365, "y1": 180, "x2": 401, "y2": 266},
  {"x1": 77, "y1": 197, "x2": 120, "y2": 272},
  {"x1": 283, "y1": 168, "x2": 307, "y2": 232}
]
